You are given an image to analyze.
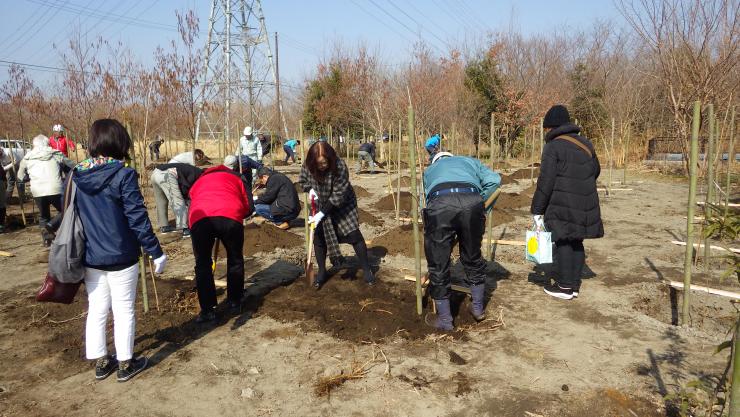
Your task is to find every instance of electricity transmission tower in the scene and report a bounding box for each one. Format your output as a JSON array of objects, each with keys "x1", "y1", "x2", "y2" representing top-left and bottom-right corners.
[{"x1": 194, "y1": 0, "x2": 288, "y2": 147}]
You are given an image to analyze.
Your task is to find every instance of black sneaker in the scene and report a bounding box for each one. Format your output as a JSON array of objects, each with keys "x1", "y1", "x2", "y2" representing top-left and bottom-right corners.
[
  {"x1": 160, "y1": 226, "x2": 177, "y2": 234},
  {"x1": 95, "y1": 355, "x2": 118, "y2": 380},
  {"x1": 228, "y1": 299, "x2": 243, "y2": 315},
  {"x1": 543, "y1": 283, "x2": 575, "y2": 300},
  {"x1": 195, "y1": 309, "x2": 217, "y2": 323},
  {"x1": 182, "y1": 228, "x2": 191, "y2": 238},
  {"x1": 116, "y1": 357, "x2": 148, "y2": 382}
]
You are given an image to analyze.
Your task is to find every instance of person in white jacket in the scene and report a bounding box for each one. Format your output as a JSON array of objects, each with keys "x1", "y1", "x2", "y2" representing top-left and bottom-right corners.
[
  {"x1": 168, "y1": 149, "x2": 205, "y2": 166},
  {"x1": 239, "y1": 126, "x2": 262, "y2": 185},
  {"x1": 17, "y1": 135, "x2": 76, "y2": 246}
]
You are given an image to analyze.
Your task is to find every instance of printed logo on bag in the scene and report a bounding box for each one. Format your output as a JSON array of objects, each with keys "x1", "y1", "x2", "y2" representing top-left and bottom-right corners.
[{"x1": 527, "y1": 236, "x2": 539, "y2": 255}]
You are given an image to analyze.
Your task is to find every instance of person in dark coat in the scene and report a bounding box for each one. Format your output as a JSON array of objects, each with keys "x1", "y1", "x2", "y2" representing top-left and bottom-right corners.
[
  {"x1": 148, "y1": 136, "x2": 164, "y2": 161},
  {"x1": 356, "y1": 140, "x2": 377, "y2": 174},
  {"x1": 224, "y1": 154, "x2": 263, "y2": 186},
  {"x1": 531, "y1": 105, "x2": 604, "y2": 300},
  {"x1": 74, "y1": 118, "x2": 166, "y2": 382},
  {"x1": 298, "y1": 141, "x2": 375, "y2": 289},
  {"x1": 254, "y1": 166, "x2": 300, "y2": 229}
]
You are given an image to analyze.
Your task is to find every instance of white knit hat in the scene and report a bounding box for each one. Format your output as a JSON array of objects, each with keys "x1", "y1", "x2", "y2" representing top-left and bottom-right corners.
[
  {"x1": 243, "y1": 126, "x2": 253, "y2": 136},
  {"x1": 223, "y1": 155, "x2": 237, "y2": 169}
]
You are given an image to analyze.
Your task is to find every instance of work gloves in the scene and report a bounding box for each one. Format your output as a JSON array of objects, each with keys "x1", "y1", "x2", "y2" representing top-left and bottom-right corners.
[
  {"x1": 152, "y1": 254, "x2": 168, "y2": 274},
  {"x1": 533, "y1": 215, "x2": 545, "y2": 230},
  {"x1": 308, "y1": 211, "x2": 325, "y2": 227}
]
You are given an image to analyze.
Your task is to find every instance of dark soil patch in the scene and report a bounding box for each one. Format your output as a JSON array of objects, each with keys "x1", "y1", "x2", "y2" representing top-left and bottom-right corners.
[
  {"x1": 496, "y1": 192, "x2": 532, "y2": 210},
  {"x1": 509, "y1": 167, "x2": 539, "y2": 180},
  {"x1": 358, "y1": 208, "x2": 382, "y2": 226},
  {"x1": 0, "y1": 280, "x2": 205, "y2": 404},
  {"x1": 219, "y1": 224, "x2": 303, "y2": 257},
  {"x1": 371, "y1": 224, "x2": 424, "y2": 257},
  {"x1": 397, "y1": 175, "x2": 420, "y2": 187},
  {"x1": 353, "y1": 185, "x2": 372, "y2": 198},
  {"x1": 257, "y1": 277, "x2": 474, "y2": 342},
  {"x1": 374, "y1": 191, "x2": 413, "y2": 212},
  {"x1": 499, "y1": 174, "x2": 518, "y2": 186},
  {"x1": 272, "y1": 159, "x2": 289, "y2": 166}
]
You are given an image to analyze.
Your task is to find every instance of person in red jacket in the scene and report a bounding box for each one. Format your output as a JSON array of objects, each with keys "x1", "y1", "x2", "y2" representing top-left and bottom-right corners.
[
  {"x1": 188, "y1": 163, "x2": 254, "y2": 323},
  {"x1": 49, "y1": 124, "x2": 75, "y2": 157}
]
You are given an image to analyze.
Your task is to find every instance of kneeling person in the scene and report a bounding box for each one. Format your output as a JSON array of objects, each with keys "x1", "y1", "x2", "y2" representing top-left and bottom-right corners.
[
  {"x1": 422, "y1": 152, "x2": 501, "y2": 330},
  {"x1": 188, "y1": 163, "x2": 254, "y2": 323},
  {"x1": 254, "y1": 166, "x2": 300, "y2": 229}
]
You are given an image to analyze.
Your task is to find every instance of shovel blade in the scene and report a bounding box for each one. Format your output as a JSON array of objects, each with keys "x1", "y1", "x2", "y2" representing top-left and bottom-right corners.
[{"x1": 306, "y1": 262, "x2": 316, "y2": 283}]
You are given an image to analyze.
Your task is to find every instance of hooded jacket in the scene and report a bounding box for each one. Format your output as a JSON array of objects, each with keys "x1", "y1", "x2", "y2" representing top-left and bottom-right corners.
[
  {"x1": 49, "y1": 135, "x2": 75, "y2": 157},
  {"x1": 17, "y1": 146, "x2": 75, "y2": 197},
  {"x1": 530, "y1": 123, "x2": 604, "y2": 241},
  {"x1": 73, "y1": 159, "x2": 163, "y2": 269},
  {"x1": 188, "y1": 165, "x2": 253, "y2": 228},
  {"x1": 258, "y1": 171, "x2": 300, "y2": 218}
]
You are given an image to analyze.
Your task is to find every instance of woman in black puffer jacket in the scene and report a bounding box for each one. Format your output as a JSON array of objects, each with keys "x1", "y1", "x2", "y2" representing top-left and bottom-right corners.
[{"x1": 531, "y1": 105, "x2": 604, "y2": 300}]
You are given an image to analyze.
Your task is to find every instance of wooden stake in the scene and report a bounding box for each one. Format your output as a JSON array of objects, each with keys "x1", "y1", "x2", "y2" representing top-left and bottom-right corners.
[
  {"x1": 408, "y1": 106, "x2": 423, "y2": 316},
  {"x1": 486, "y1": 114, "x2": 494, "y2": 260},
  {"x1": 667, "y1": 281, "x2": 740, "y2": 300},
  {"x1": 682, "y1": 101, "x2": 701, "y2": 326},
  {"x1": 622, "y1": 125, "x2": 631, "y2": 185},
  {"x1": 139, "y1": 256, "x2": 149, "y2": 313},
  {"x1": 396, "y1": 120, "x2": 402, "y2": 221},
  {"x1": 147, "y1": 257, "x2": 160, "y2": 311}
]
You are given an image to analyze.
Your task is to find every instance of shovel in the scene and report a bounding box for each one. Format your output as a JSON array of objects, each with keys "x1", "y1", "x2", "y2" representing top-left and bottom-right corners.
[{"x1": 305, "y1": 196, "x2": 318, "y2": 283}]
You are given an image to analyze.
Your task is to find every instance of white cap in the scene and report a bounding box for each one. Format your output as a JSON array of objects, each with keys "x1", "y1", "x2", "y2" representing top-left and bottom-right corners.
[
  {"x1": 243, "y1": 126, "x2": 253, "y2": 136},
  {"x1": 224, "y1": 155, "x2": 237, "y2": 169},
  {"x1": 431, "y1": 151, "x2": 453, "y2": 164},
  {"x1": 52, "y1": 124, "x2": 61, "y2": 132}
]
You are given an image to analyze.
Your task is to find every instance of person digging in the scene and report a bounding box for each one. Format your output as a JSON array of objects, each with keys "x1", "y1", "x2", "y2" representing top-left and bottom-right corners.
[
  {"x1": 422, "y1": 151, "x2": 501, "y2": 331},
  {"x1": 252, "y1": 166, "x2": 300, "y2": 230}
]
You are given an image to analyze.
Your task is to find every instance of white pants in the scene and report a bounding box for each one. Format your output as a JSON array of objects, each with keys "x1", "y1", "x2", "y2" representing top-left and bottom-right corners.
[{"x1": 84, "y1": 264, "x2": 139, "y2": 361}]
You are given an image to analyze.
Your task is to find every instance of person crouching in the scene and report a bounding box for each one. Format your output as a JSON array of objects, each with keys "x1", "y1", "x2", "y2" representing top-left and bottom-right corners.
[
  {"x1": 188, "y1": 163, "x2": 254, "y2": 323},
  {"x1": 253, "y1": 166, "x2": 300, "y2": 230}
]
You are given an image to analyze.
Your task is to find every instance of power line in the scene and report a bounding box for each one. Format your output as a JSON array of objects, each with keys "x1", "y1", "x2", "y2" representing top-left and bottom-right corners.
[
  {"x1": 4, "y1": 0, "x2": 71, "y2": 58},
  {"x1": 25, "y1": 0, "x2": 176, "y2": 31},
  {"x1": 384, "y1": 0, "x2": 452, "y2": 51},
  {"x1": 348, "y1": 0, "x2": 415, "y2": 46}
]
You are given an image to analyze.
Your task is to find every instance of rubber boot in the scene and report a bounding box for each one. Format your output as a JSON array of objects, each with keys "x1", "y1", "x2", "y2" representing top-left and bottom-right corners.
[
  {"x1": 425, "y1": 299, "x2": 454, "y2": 331},
  {"x1": 0, "y1": 207, "x2": 5, "y2": 233},
  {"x1": 469, "y1": 284, "x2": 486, "y2": 322}
]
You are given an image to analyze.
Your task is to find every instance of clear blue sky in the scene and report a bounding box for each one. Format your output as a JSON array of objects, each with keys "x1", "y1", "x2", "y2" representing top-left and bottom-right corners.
[{"x1": 0, "y1": 0, "x2": 624, "y2": 89}]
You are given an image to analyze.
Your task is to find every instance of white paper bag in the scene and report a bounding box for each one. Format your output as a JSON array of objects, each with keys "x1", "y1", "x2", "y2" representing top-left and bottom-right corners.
[{"x1": 525, "y1": 228, "x2": 553, "y2": 264}]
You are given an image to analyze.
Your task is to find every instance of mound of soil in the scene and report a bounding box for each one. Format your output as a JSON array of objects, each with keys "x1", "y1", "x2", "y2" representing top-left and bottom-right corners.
[
  {"x1": 272, "y1": 159, "x2": 289, "y2": 166},
  {"x1": 372, "y1": 224, "x2": 424, "y2": 257},
  {"x1": 358, "y1": 208, "x2": 382, "y2": 226},
  {"x1": 374, "y1": 191, "x2": 413, "y2": 212},
  {"x1": 397, "y1": 176, "x2": 420, "y2": 187},
  {"x1": 509, "y1": 167, "x2": 539, "y2": 180},
  {"x1": 372, "y1": 210, "x2": 515, "y2": 257},
  {"x1": 0, "y1": 280, "x2": 204, "y2": 401},
  {"x1": 219, "y1": 224, "x2": 304, "y2": 257},
  {"x1": 353, "y1": 185, "x2": 372, "y2": 198},
  {"x1": 257, "y1": 277, "x2": 475, "y2": 342},
  {"x1": 495, "y1": 192, "x2": 532, "y2": 210},
  {"x1": 499, "y1": 174, "x2": 518, "y2": 186}
]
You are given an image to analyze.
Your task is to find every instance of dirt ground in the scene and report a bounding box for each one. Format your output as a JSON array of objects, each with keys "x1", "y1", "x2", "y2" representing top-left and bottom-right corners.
[{"x1": 0, "y1": 162, "x2": 737, "y2": 417}]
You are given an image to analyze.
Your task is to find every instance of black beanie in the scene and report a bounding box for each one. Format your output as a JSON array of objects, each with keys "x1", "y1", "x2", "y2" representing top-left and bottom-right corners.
[{"x1": 542, "y1": 105, "x2": 570, "y2": 128}]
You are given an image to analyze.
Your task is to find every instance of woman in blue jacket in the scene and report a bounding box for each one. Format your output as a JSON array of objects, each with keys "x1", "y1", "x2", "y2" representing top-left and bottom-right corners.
[{"x1": 74, "y1": 119, "x2": 167, "y2": 382}]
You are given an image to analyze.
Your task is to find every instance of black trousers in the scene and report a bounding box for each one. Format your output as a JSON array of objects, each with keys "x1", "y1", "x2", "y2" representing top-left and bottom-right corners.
[
  {"x1": 423, "y1": 193, "x2": 487, "y2": 300},
  {"x1": 35, "y1": 194, "x2": 62, "y2": 227},
  {"x1": 555, "y1": 239, "x2": 585, "y2": 290},
  {"x1": 191, "y1": 216, "x2": 244, "y2": 311}
]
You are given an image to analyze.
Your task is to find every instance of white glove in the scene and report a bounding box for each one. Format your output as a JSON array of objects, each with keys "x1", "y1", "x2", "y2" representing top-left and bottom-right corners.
[
  {"x1": 533, "y1": 215, "x2": 545, "y2": 230},
  {"x1": 254, "y1": 195, "x2": 259, "y2": 201},
  {"x1": 152, "y1": 254, "x2": 167, "y2": 274},
  {"x1": 308, "y1": 188, "x2": 318, "y2": 202},
  {"x1": 309, "y1": 211, "x2": 325, "y2": 226}
]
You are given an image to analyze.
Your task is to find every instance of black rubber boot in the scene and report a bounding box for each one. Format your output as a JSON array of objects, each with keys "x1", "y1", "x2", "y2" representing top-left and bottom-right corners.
[
  {"x1": 313, "y1": 245, "x2": 328, "y2": 290},
  {"x1": 352, "y1": 240, "x2": 376, "y2": 285},
  {"x1": 469, "y1": 284, "x2": 486, "y2": 321},
  {"x1": 425, "y1": 299, "x2": 454, "y2": 331}
]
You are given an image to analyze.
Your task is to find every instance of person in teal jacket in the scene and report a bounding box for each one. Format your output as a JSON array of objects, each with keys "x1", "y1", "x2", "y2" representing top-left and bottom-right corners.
[
  {"x1": 283, "y1": 139, "x2": 300, "y2": 164},
  {"x1": 422, "y1": 152, "x2": 501, "y2": 331}
]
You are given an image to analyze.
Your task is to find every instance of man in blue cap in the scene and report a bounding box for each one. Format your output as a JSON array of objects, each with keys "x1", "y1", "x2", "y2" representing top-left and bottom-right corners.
[
  {"x1": 422, "y1": 151, "x2": 501, "y2": 330},
  {"x1": 424, "y1": 133, "x2": 441, "y2": 163}
]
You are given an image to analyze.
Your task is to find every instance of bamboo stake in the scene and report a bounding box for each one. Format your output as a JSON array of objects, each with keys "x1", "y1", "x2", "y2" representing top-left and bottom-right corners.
[
  {"x1": 682, "y1": 100, "x2": 701, "y2": 326},
  {"x1": 622, "y1": 125, "x2": 631, "y2": 185},
  {"x1": 476, "y1": 125, "x2": 481, "y2": 160},
  {"x1": 396, "y1": 120, "x2": 402, "y2": 221},
  {"x1": 703, "y1": 104, "x2": 716, "y2": 270},
  {"x1": 540, "y1": 118, "x2": 544, "y2": 157},
  {"x1": 147, "y1": 257, "x2": 160, "y2": 311},
  {"x1": 408, "y1": 106, "x2": 422, "y2": 316},
  {"x1": 486, "y1": 114, "x2": 494, "y2": 260},
  {"x1": 729, "y1": 317, "x2": 740, "y2": 416},
  {"x1": 608, "y1": 118, "x2": 615, "y2": 196},
  {"x1": 725, "y1": 108, "x2": 736, "y2": 222},
  {"x1": 530, "y1": 125, "x2": 536, "y2": 182},
  {"x1": 139, "y1": 256, "x2": 149, "y2": 313}
]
